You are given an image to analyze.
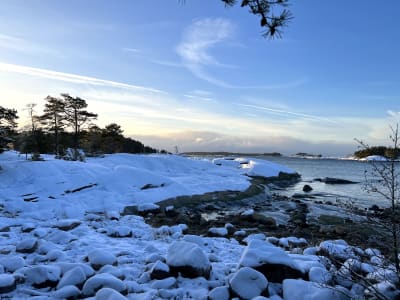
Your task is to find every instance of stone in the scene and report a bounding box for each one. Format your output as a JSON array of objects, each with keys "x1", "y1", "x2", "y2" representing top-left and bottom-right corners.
[
  {"x1": 0, "y1": 274, "x2": 16, "y2": 293},
  {"x1": 149, "y1": 261, "x2": 170, "y2": 280},
  {"x1": 87, "y1": 250, "x2": 117, "y2": 270},
  {"x1": 229, "y1": 267, "x2": 268, "y2": 300},
  {"x1": 16, "y1": 238, "x2": 38, "y2": 253},
  {"x1": 166, "y1": 241, "x2": 211, "y2": 279},
  {"x1": 208, "y1": 286, "x2": 230, "y2": 300},
  {"x1": 25, "y1": 265, "x2": 61, "y2": 288},
  {"x1": 302, "y1": 184, "x2": 313, "y2": 192},
  {"x1": 239, "y1": 240, "x2": 305, "y2": 283},
  {"x1": 57, "y1": 266, "x2": 87, "y2": 290},
  {"x1": 282, "y1": 279, "x2": 350, "y2": 300},
  {"x1": 82, "y1": 273, "x2": 126, "y2": 296},
  {"x1": 54, "y1": 219, "x2": 81, "y2": 231}
]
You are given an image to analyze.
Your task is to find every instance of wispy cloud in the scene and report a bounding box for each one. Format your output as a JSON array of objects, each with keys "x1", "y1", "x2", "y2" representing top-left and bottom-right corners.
[
  {"x1": 0, "y1": 33, "x2": 58, "y2": 55},
  {"x1": 388, "y1": 110, "x2": 400, "y2": 118},
  {"x1": 176, "y1": 19, "x2": 307, "y2": 89},
  {"x1": 0, "y1": 61, "x2": 165, "y2": 94},
  {"x1": 236, "y1": 103, "x2": 337, "y2": 123},
  {"x1": 122, "y1": 47, "x2": 142, "y2": 53},
  {"x1": 176, "y1": 18, "x2": 237, "y2": 87}
]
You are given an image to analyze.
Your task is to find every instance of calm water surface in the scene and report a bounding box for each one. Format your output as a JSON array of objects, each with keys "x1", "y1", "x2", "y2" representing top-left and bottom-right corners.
[{"x1": 258, "y1": 156, "x2": 394, "y2": 208}]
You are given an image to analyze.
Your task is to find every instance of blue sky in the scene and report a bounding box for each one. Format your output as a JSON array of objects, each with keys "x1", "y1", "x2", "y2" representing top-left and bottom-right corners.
[{"x1": 1, "y1": 0, "x2": 399, "y2": 155}]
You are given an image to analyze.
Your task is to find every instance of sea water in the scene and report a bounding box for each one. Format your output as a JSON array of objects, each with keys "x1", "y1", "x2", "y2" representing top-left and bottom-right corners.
[{"x1": 259, "y1": 156, "x2": 398, "y2": 208}]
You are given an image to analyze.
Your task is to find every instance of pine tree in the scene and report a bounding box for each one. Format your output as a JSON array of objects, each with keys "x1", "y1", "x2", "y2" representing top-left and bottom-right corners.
[
  {"x1": 0, "y1": 106, "x2": 18, "y2": 152},
  {"x1": 61, "y1": 93, "x2": 97, "y2": 160},
  {"x1": 40, "y1": 95, "x2": 66, "y2": 156}
]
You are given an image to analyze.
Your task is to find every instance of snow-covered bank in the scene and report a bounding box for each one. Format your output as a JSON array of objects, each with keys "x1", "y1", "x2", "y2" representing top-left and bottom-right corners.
[{"x1": 0, "y1": 151, "x2": 398, "y2": 299}]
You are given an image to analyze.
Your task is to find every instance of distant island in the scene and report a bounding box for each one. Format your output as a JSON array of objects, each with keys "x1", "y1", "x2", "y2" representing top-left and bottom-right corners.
[
  {"x1": 183, "y1": 151, "x2": 282, "y2": 157},
  {"x1": 353, "y1": 146, "x2": 400, "y2": 159}
]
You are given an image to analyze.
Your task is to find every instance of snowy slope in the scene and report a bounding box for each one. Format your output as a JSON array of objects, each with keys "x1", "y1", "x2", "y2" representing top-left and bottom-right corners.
[{"x1": 0, "y1": 151, "x2": 394, "y2": 300}]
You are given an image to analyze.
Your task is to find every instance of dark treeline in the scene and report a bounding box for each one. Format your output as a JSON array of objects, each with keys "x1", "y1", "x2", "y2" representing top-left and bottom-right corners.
[
  {"x1": 0, "y1": 93, "x2": 162, "y2": 160},
  {"x1": 354, "y1": 146, "x2": 400, "y2": 159}
]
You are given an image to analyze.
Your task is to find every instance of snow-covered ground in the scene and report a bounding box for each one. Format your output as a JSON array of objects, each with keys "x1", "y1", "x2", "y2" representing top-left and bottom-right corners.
[{"x1": 0, "y1": 152, "x2": 398, "y2": 299}]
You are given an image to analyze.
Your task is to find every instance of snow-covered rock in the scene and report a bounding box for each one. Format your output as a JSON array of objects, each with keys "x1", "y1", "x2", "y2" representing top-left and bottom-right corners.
[
  {"x1": 208, "y1": 286, "x2": 230, "y2": 300},
  {"x1": 0, "y1": 256, "x2": 25, "y2": 272},
  {"x1": 308, "y1": 266, "x2": 332, "y2": 284},
  {"x1": 95, "y1": 287, "x2": 128, "y2": 300},
  {"x1": 239, "y1": 240, "x2": 304, "y2": 282},
  {"x1": 208, "y1": 227, "x2": 228, "y2": 237},
  {"x1": 53, "y1": 285, "x2": 81, "y2": 299},
  {"x1": 82, "y1": 273, "x2": 126, "y2": 296},
  {"x1": 16, "y1": 238, "x2": 38, "y2": 253},
  {"x1": 57, "y1": 266, "x2": 87, "y2": 289},
  {"x1": 25, "y1": 265, "x2": 61, "y2": 288},
  {"x1": 0, "y1": 274, "x2": 16, "y2": 293},
  {"x1": 87, "y1": 249, "x2": 117, "y2": 270},
  {"x1": 150, "y1": 277, "x2": 176, "y2": 289},
  {"x1": 106, "y1": 225, "x2": 132, "y2": 238},
  {"x1": 149, "y1": 260, "x2": 170, "y2": 280},
  {"x1": 229, "y1": 267, "x2": 268, "y2": 299},
  {"x1": 166, "y1": 241, "x2": 211, "y2": 278},
  {"x1": 282, "y1": 279, "x2": 349, "y2": 300}
]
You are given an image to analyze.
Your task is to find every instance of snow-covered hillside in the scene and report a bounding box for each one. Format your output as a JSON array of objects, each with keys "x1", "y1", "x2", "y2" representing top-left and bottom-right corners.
[{"x1": 0, "y1": 152, "x2": 397, "y2": 299}]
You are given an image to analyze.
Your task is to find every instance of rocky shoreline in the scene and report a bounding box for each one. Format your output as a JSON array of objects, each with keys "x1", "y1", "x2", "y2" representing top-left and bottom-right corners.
[{"x1": 140, "y1": 176, "x2": 389, "y2": 256}]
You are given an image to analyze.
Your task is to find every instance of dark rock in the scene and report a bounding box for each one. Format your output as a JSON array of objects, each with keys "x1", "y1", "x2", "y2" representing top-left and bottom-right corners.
[
  {"x1": 0, "y1": 225, "x2": 10, "y2": 232},
  {"x1": 302, "y1": 185, "x2": 313, "y2": 192},
  {"x1": 141, "y1": 183, "x2": 165, "y2": 190},
  {"x1": 318, "y1": 177, "x2": 358, "y2": 184},
  {"x1": 121, "y1": 205, "x2": 139, "y2": 215},
  {"x1": 55, "y1": 219, "x2": 81, "y2": 231},
  {"x1": 251, "y1": 214, "x2": 277, "y2": 228}
]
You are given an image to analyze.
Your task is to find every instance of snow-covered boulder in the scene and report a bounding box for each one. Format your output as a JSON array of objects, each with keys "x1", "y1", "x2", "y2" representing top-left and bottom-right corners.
[
  {"x1": 57, "y1": 266, "x2": 87, "y2": 289},
  {"x1": 56, "y1": 262, "x2": 95, "y2": 278},
  {"x1": 107, "y1": 225, "x2": 132, "y2": 238},
  {"x1": 208, "y1": 227, "x2": 228, "y2": 237},
  {"x1": 96, "y1": 287, "x2": 128, "y2": 300},
  {"x1": 0, "y1": 256, "x2": 25, "y2": 272},
  {"x1": 239, "y1": 240, "x2": 304, "y2": 282},
  {"x1": 308, "y1": 266, "x2": 333, "y2": 284},
  {"x1": 282, "y1": 279, "x2": 349, "y2": 300},
  {"x1": 229, "y1": 267, "x2": 268, "y2": 299},
  {"x1": 149, "y1": 260, "x2": 170, "y2": 280},
  {"x1": 150, "y1": 277, "x2": 176, "y2": 289},
  {"x1": 318, "y1": 240, "x2": 355, "y2": 261},
  {"x1": 166, "y1": 241, "x2": 211, "y2": 279},
  {"x1": 25, "y1": 265, "x2": 61, "y2": 288},
  {"x1": 53, "y1": 285, "x2": 81, "y2": 299},
  {"x1": 82, "y1": 273, "x2": 126, "y2": 296},
  {"x1": 0, "y1": 274, "x2": 16, "y2": 293},
  {"x1": 87, "y1": 249, "x2": 117, "y2": 270},
  {"x1": 16, "y1": 238, "x2": 38, "y2": 253},
  {"x1": 208, "y1": 286, "x2": 230, "y2": 300}
]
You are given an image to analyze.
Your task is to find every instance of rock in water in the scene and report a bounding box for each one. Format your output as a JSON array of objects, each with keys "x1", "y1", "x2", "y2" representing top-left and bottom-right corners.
[{"x1": 302, "y1": 184, "x2": 313, "y2": 192}]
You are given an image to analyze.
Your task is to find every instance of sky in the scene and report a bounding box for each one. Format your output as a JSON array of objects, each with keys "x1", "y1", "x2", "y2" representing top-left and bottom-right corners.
[{"x1": 1, "y1": 0, "x2": 400, "y2": 156}]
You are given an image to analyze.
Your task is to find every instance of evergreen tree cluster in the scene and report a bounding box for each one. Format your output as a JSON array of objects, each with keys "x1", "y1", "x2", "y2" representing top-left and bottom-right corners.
[
  {"x1": 354, "y1": 146, "x2": 400, "y2": 159},
  {"x1": 1, "y1": 94, "x2": 159, "y2": 159}
]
